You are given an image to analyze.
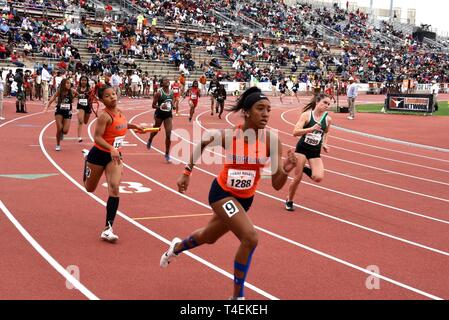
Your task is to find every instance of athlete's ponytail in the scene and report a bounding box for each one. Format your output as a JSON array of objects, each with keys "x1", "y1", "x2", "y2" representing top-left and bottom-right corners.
[
  {"x1": 230, "y1": 87, "x2": 269, "y2": 113},
  {"x1": 303, "y1": 93, "x2": 330, "y2": 113}
]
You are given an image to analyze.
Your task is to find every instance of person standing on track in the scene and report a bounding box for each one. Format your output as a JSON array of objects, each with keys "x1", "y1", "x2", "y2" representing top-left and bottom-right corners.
[
  {"x1": 160, "y1": 87, "x2": 298, "y2": 300},
  {"x1": 285, "y1": 93, "x2": 332, "y2": 211},
  {"x1": 76, "y1": 76, "x2": 92, "y2": 143},
  {"x1": 146, "y1": 77, "x2": 174, "y2": 163},
  {"x1": 83, "y1": 85, "x2": 144, "y2": 242},
  {"x1": 186, "y1": 80, "x2": 200, "y2": 122},
  {"x1": 44, "y1": 79, "x2": 78, "y2": 151}
]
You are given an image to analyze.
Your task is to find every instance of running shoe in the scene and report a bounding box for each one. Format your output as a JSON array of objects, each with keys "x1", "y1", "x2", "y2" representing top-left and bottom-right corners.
[
  {"x1": 165, "y1": 154, "x2": 172, "y2": 163},
  {"x1": 146, "y1": 139, "x2": 152, "y2": 150},
  {"x1": 101, "y1": 223, "x2": 119, "y2": 243},
  {"x1": 78, "y1": 137, "x2": 83, "y2": 143},
  {"x1": 160, "y1": 237, "x2": 182, "y2": 268},
  {"x1": 82, "y1": 149, "x2": 89, "y2": 158},
  {"x1": 229, "y1": 297, "x2": 246, "y2": 300},
  {"x1": 285, "y1": 200, "x2": 294, "y2": 212},
  {"x1": 0, "y1": 117, "x2": 5, "y2": 120},
  {"x1": 55, "y1": 145, "x2": 61, "y2": 151}
]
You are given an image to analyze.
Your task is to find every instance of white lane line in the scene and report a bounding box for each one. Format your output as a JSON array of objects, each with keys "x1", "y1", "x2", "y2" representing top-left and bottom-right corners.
[
  {"x1": 0, "y1": 200, "x2": 99, "y2": 300},
  {"x1": 281, "y1": 108, "x2": 449, "y2": 163},
  {"x1": 280, "y1": 110, "x2": 449, "y2": 173},
  {"x1": 332, "y1": 125, "x2": 449, "y2": 154},
  {"x1": 126, "y1": 113, "x2": 443, "y2": 300},
  {"x1": 0, "y1": 111, "x2": 45, "y2": 129}
]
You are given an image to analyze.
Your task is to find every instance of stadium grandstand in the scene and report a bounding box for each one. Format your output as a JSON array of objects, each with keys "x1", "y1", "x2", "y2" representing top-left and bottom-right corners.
[{"x1": 0, "y1": 0, "x2": 447, "y2": 100}]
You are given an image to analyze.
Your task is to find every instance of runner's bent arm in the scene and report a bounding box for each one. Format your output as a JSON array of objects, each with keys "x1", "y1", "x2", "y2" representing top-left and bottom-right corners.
[
  {"x1": 293, "y1": 112, "x2": 320, "y2": 137},
  {"x1": 152, "y1": 91, "x2": 161, "y2": 109},
  {"x1": 178, "y1": 129, "x2": 225, "y2": 193}
]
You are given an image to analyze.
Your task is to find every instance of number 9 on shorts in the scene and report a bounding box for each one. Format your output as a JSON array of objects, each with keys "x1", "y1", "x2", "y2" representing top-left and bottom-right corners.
[{"x1": 223, "y1": 200, "x2": 239, "y2": 218}]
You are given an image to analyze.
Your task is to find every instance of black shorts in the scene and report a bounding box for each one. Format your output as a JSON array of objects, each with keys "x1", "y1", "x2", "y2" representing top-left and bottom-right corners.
[
  {"x1": 86, "y1": 146, "x2": 121, "y2": 167},
  {"x1": 55, "y1": 108, "x2": 72, "y2": 119},
  {"x1": 77, "y1": 104, "x2": 92, "y2": 114},
  {"x1": 208, "y1": 179, "x2": 254, "y2": 212},
  {"x1": 155, "y1": 109, "x2": 173, "y2": 121},
  {"x1": 295, "y1": 143, "x2": 321, "y2": 160}
]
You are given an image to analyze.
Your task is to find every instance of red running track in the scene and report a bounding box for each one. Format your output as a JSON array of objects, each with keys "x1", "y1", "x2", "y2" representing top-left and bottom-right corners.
[{"x1": 1, "y1": 95, "x2": 448, "y2": 300}]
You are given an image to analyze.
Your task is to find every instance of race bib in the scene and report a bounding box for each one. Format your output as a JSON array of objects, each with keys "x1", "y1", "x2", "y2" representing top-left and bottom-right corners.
[
  {"x1": 173, "y1": 88, "x2": 179, "y2": 93},
  {"x1": 113, "y1": 136, "x2": 125, "y2": 149},
  {"x1": 79, "y1": 99, "x2": 88, "y2": 106},
  {"x1": 227, "y1": 169, "x2": 256, "y2": 191},
  {"x1": 160, "y1": 100, "x2": 172, "y2": 112},
  {"x1": 60, "y1": 103, "x2": 71, "y2": 110},
  {"x1": 304, "y1": 132, "x2": 323, "y2": 146},
  {"x1": 191, "y1": 94, "x2": 197, "y2": 100}
]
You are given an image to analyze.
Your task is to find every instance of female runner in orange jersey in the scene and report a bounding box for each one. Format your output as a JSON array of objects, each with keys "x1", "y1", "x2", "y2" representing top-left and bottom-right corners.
[
  {"x1": 160, "y1": 87, "x2": 298, "y2": 299},
  {"x1": 83, "y1": 85, "x2": 144, "y2": 243}
]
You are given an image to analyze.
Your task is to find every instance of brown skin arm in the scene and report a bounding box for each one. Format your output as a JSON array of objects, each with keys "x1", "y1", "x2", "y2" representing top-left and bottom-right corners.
[
  {"x1": 152, "y1": 91, "x2": 161, "y2": 109},
  {"x1": 177, "y1": 129, "x2": 225, "y2": 194}
]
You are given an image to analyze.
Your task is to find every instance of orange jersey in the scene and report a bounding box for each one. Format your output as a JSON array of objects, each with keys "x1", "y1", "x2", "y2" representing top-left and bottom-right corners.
[
  {"x1": 217, "y1": 126, "x2": 269, "y2": 199},
  {"x1": 171, "y1": 82, "x2": 181, "y2": 98},
  {"x1": 94, "y1": 109, "x2": 128, "y2": 152}
]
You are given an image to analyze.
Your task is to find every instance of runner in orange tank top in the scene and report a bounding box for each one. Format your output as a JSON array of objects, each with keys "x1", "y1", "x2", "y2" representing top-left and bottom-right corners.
[
  {"x1": 83, "y1": 85, "x2": 144, "y2": 243},
  {"x1": 159, "y1": 87, "x2": 298, "y2": 300}
]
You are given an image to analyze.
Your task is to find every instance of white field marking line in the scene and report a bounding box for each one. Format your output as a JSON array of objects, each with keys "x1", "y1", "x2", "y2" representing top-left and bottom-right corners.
[
  {"x1": 135, "y1": 110, "x2": 449, "y2": 257},
  {"x1": 281, "y1": 108, "x2": 449, "y2": 164},
  {"x1": 332, "y1": 125, "x2": 449, "y2": 154},
  {"x1": 80, "y1": 115, "x2": 278, "y2": 300},
  {"x1": 0, "y1": 111, "x2": 45, "y2": 129},
  {"x1": 127, "y1": 115, "x2": 444, "y2": 300},
  {"x1": 0, "y1": 200, "x2": 99, "y2": 300},
  {"x1": 279, "y1": 111, "x2": 449, "y2": 173},
  {"x1": 264, "y1": 119, "x2": 449, "y2": 187}
]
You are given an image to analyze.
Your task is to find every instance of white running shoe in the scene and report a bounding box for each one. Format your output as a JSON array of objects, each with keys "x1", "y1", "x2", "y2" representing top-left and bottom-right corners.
[
  {"x1": 229, "y1": 297, "x2": 246, "y2": 300},
  {"x1": 160, "y1": 237, "x2": 182, "y2": 268},
  {"x1": 347, "y1": 116, "x2": 354, "y2": 120},
  {"x1": 55, "y1": 145, "x2": 61, "y2": 151},
  {"x1": 101, "y1": 223, "x2": 119, "y2": 243},
  {"x1": 82, "y1": 149, "x2": 89, "y2": 158}
]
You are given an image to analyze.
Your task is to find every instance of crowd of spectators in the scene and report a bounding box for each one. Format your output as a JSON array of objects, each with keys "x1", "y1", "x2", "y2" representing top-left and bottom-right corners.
[{"x1": 1, "y1": 0, "x2": 448, "y2": 97}]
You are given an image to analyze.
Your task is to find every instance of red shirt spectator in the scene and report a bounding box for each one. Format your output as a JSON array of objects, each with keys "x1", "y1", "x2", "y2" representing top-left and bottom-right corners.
[{"x1": 57, "y1": 60, "x2": 67, "y2": 70}]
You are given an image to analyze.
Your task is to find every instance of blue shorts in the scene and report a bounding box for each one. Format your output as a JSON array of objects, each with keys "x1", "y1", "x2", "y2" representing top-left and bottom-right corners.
[{"x1": 208, "y1": 179, "x2": 254, "y2": 212}]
